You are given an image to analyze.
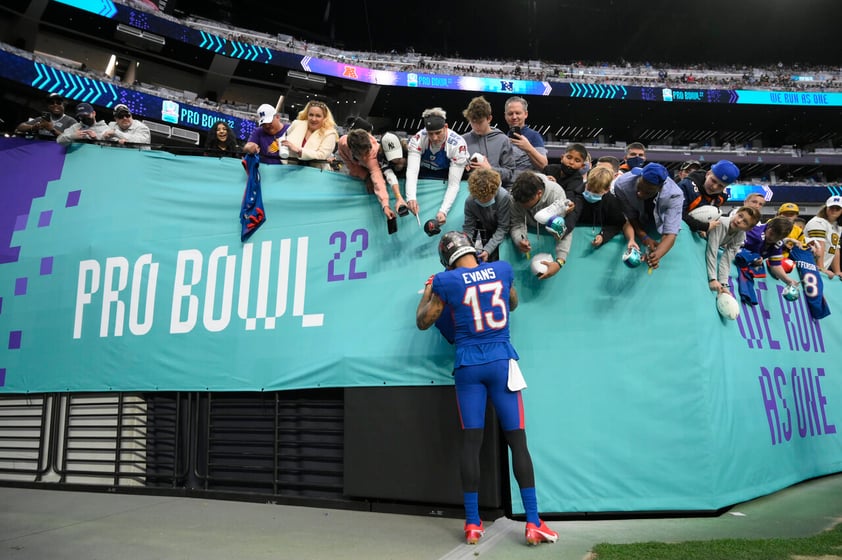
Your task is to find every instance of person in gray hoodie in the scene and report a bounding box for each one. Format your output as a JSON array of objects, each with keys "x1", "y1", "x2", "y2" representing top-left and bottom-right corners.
[
  {"x1": 461, "y1": 96, "x2": 516, "y2": 189},
  {"x1": 57, "y1": 103, "x2": 108, "y2": 146},
  {"x1": 463, "y1": 168, "x2": 512, "y2": 262}
]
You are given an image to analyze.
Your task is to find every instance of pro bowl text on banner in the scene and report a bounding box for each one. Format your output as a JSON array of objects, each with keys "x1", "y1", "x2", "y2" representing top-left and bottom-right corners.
[{"x1": 0, "y1": 142, "x2": 457, "y2": 392}]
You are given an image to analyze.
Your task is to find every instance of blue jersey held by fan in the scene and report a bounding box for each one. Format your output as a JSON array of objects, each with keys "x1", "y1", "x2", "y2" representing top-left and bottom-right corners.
[
  {"x1": 240, "y1": 153, "x2": 266, "y2": 242},
  {"x1": 789, "y1": 244, "x2": 831, "y2": 320}
]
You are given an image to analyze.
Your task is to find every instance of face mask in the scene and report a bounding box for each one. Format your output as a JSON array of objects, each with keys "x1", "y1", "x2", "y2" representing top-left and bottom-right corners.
[
  {"x1": 625, "y1": 156, "x2": 645, "y2": 169},
  {"x1": 578, "y1": 161, "x2": 592, "y2": 176},
  {"x1": 80, "y1": 116, "x2": 94, "y2": 127},
  {"x1": 583, "y1": 190, "x2": 603, "y2": 203},
  {"x1": 559, "y1": 163, "x2": 576, "y2": 177},
  {"x1": 476, "y1": 197, "x2": 496, "y2": 208}
]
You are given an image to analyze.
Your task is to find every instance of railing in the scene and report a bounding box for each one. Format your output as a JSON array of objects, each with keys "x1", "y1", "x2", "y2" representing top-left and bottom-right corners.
[{"x1": 0, "y1": 391, "x2": 352, "y2": 507}]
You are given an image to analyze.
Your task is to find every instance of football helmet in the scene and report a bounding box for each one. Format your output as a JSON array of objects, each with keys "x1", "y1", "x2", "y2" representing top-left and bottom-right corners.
[
  {"x1": 622, "y1": 247, "x2": 643, "y2": 268},
  {"x1": 438, "y1": 231, "x2": 477, "y2": 268},
  {"x1": 782, "y1": 284, "x2": 800, "y2": 301},
  {"x1": 424, "y1": 219, "x2": 441, "y2": 237}
]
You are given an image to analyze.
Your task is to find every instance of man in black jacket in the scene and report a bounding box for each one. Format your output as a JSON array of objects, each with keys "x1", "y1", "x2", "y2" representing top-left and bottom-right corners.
[{"x1": 678, "y1": 159, "x2": 740, "y2": 233}]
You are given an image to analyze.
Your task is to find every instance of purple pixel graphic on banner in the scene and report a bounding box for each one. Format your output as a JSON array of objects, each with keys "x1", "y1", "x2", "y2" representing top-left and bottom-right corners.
[
  {"x1": 0, "y1": 139, "x2": 69, "y2": 387},
  {"x1": 66, "y1": 190, "x2": 81, "y2": 207},
  {"x1": 14, "y1": 278, "x2": 27, "y2": 296},
  {"x1": 38, "y1": 210, "x2": 53, "y2": 227},
  {"x1": 0, "y1": 139, "x2": 67, "y2": 264}
]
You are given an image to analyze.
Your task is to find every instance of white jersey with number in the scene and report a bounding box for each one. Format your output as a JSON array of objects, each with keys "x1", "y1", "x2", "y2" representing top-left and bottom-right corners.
[
  {"x1": 804, "y1": 216, "x2": 841, "y2": 270},
  {"x1": 404, "y1": 128, "x2": 469, "y2": 216}
]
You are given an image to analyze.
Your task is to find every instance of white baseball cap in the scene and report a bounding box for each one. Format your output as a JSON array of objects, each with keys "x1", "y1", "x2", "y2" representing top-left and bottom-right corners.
[
  {"x1": 381, "y1": 132, "x2": 402, "y2": 161},
  {"x1": 257, "y1": 104, "x2": 276, "y2": 125},
  {"x1": 826, "y1": 195, "x2": 842, "y2": 208}
]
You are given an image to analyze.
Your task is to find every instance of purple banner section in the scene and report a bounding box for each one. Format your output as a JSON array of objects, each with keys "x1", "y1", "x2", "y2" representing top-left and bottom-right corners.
[
  {"x1": 0, "y1": 139, "x2": 67, "y2": 264},
  {"x1": 758, "y1": 366, "x2": 837, "y2": 446}
]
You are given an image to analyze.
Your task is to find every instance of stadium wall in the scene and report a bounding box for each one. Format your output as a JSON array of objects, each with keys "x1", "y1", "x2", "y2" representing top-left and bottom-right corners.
[{"x1": 0, "y1": 139, "x2": 840, "y2": 514}]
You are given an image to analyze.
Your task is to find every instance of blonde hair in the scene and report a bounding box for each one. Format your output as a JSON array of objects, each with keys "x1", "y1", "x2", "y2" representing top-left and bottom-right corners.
[
  {"x1": 818, "y1": 204, "x2": 842, "y2": 225},
  {"x1": 468, "y1": 169, "x2": 501, "y2": 201},
  {"x1": 586, "y1": 166, "x2": 613, "y2": 194},
  {"x1": 421, "y1": 107, "x2": 447, "y2": 120},
  {"x1": 296, "y1": 101, "x2": 337, "y2": 131}
]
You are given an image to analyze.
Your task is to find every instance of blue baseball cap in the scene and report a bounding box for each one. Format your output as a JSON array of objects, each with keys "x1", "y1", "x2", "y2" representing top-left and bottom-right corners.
[
  {"x1": 631, "y1": 162, "x2": 668, "y2": 185},
  {"x1": 711, "y1": 160, "x2": 740, "y2": 185},
  {"x1": 75, "y1": 102, "x2": 94, "y2": 117}
]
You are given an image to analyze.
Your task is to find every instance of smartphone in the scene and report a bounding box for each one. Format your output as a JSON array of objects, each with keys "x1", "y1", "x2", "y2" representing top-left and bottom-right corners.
[
  {"x1": 508, "y1": 126, "x2": 522, "y2": 137},
  {"x1": 387, "y1": 216, "x2": 398, "y2": 235}
]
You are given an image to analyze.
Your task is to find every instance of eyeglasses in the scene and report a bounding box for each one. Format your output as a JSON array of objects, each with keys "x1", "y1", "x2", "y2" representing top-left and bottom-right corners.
[{"x1": 116, "y1": 113, "x2": 131, "y2": 119}]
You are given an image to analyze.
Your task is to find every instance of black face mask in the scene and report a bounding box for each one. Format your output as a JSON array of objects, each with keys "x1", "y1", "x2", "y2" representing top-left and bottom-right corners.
[
  {"x1": 558, "y1": 163, "x2": 576, "y2": 177},
  {"x1": 79, "y1": 116, "x2": 94, "y2": 127},
  {"x1": 625, "y1": 156, "x2": 645, "y2": 169}
]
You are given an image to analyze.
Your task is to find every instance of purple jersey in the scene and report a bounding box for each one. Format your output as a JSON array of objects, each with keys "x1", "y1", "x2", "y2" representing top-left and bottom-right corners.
[
  {"x1": 431, "y1": 260, "x2": 519, "y2": 367},
  {"x1": 744, "y1": 223, "x2": 784, "y2": 265},
  {"x1": 247, "y1": 123, "x2": 290, "y2": 165}
]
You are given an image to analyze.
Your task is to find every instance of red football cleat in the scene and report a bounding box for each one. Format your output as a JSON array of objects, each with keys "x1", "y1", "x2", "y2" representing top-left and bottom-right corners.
[
  {"x1": 525, "y1": 520, "x2": 558, "y2": 545},
  {"x1": 464, "y1": 521, "x2": 484, "y2": 545}
]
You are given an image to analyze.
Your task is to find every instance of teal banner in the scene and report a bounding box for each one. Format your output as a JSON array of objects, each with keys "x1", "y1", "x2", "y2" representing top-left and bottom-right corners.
[{"x1": 0, "y1": 141, "x2": 840, "y2": 513}]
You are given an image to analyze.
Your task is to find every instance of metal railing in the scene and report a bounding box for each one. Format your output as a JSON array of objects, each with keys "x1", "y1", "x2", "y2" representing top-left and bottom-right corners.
[{"x1": 0, "y1": 390, "x2": 349, "y2": 506}]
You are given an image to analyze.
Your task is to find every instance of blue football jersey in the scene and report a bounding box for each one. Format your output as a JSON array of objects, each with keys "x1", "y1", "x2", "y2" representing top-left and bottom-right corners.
[
  {"x1": 789, "y1": 245, "x2": 831, "y2": 320},
  {"x1": 418, "y1": 146, "x2": 451, "y2": 179},
  {"x1": 431, "y1": 260, "x2": 519, "y2": 367}
]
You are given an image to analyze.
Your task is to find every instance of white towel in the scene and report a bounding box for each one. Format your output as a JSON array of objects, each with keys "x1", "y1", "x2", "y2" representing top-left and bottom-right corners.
[{"x1": 507, "y1": 359, "x2": 527, "y2": 392}]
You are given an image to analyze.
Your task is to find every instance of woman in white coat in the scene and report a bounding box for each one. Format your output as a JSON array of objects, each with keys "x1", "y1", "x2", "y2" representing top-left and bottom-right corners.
[{"x1": 281, "y1": 100, "x2": 338, "y2": 170}]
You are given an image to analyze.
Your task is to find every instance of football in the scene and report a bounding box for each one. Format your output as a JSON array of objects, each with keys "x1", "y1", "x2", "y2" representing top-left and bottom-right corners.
[
  {"x1": 716, "y1": 292, "x2": 740, "y2": 320},
  {"x1": 687, "y1": 205, "x2": 722, "y2": 223},
  {"x1": 530, "y1": 253, "x2": 554, "y2": 277}
]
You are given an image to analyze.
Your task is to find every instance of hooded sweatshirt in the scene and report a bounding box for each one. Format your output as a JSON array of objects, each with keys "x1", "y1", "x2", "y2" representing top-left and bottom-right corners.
[{"x1": 462, "y1": 127, "x2": 516, "y2": 188}]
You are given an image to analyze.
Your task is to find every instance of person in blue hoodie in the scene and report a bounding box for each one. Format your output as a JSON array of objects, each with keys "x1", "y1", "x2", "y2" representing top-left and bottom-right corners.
[{"x1": 461, "y1": 96, "x2": 517, "y2": 189}]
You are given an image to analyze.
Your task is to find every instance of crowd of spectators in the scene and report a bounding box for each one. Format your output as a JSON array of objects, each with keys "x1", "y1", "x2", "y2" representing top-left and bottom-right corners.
[
  {"x1": 115, "y1": 0, "x2": 842, "y2": 93},
  {"x1": 5, "y1": 0, "x2": 842, "y2": 187},
  {"x1": 12, "y1": 89, "x2": 842, "y2": 304},
  {"x1": 4, "y1": 0, "x2": 841, "y2": 155}
]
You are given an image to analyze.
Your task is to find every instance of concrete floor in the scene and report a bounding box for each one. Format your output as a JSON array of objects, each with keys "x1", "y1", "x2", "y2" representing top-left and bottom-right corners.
[{"x1": 1, "y1": 473, "x2": 841, "y2": 560}]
